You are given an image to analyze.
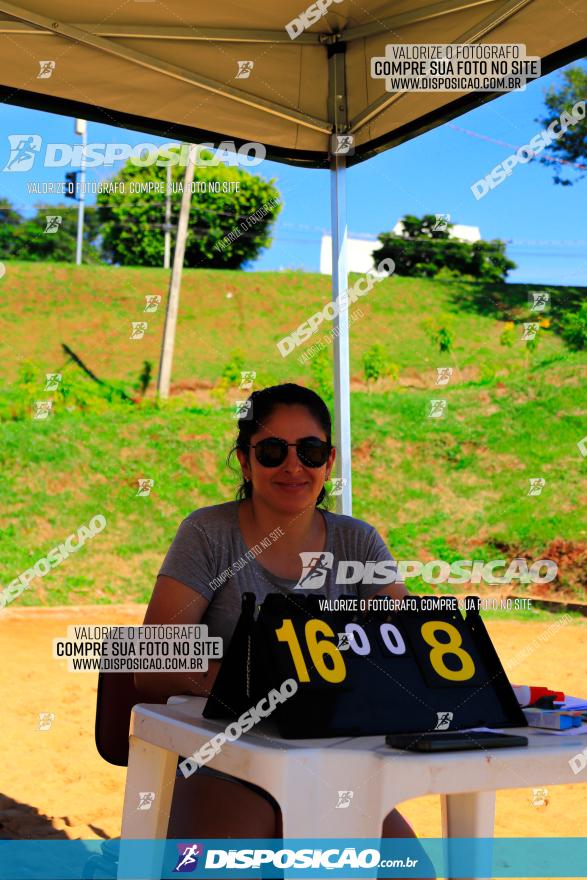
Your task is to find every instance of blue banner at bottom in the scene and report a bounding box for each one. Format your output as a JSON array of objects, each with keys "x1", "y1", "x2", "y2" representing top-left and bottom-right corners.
[{"x1": 0, "y1": 838, "x2": 586, "y2": 878}]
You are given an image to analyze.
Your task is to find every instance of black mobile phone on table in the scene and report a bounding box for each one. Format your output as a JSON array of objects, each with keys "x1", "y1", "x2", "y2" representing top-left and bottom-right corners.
[{"x1": 385, "y1": 731, "x2": 528, "y2": 752}]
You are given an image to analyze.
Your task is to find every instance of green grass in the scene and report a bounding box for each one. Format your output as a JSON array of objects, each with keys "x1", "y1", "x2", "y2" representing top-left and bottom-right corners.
[{"x1": 0, "y1": 263, "x2": 585, "y2": 609}]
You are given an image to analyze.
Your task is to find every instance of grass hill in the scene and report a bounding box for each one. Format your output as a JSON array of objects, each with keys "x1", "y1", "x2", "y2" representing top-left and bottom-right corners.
[{"x1": 0, "y1": 262, "x2": 585, "y2": 607}]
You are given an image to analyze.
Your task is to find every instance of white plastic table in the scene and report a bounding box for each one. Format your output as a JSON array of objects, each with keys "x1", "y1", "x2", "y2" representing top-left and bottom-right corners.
[{"x1": 120, "y1": 696, "x2": 585, "y2": 877}]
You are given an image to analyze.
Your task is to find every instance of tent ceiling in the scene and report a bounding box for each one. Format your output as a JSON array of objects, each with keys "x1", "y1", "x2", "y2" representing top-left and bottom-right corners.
[{"x1": 0, "y1": 0, "x2": 585, "y2": 167}]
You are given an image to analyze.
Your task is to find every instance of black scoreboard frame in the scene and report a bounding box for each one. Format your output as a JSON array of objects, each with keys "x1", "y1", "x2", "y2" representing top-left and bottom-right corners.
[{"x1": 204, "y1": 593, "x2": 527, "y2": 739}]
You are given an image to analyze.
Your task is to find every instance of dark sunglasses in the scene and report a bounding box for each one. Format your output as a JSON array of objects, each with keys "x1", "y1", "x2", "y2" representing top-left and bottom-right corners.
[{"x1": 249, "y1": 436, "x2": 332, "y2": 468}]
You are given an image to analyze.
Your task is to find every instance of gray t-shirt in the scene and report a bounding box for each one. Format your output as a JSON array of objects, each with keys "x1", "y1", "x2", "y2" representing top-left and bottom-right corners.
[{"x1": 158, "y1": 500, "x2": 399, "y2": 649}]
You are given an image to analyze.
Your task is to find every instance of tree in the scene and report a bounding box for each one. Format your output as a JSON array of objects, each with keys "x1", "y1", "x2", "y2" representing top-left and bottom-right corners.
[
  {"x1": 395, "y1": 213, "x2": 452, "y2": 240},
  {"x1": 536, "y1": 63, "x2": 587, "y2": 185},
  {"x1": 0, "y1": 197, "x2": 21, "y2": 256},
  {"x1": 372, "y1": 214, "x2": 516, "y2": 282},
  {"x1": 0, "y1": 199, "x2": 100, "y2": 262},
  {"x1": 97, "y1": 147, "x2": 281, "y2": 268}
]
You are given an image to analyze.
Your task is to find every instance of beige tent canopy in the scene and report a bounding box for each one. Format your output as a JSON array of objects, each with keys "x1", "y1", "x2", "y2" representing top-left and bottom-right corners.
[
  {"x1": 0, "y1": 0, "x2": 585, "y2": 165},
  {"x1": 1, "y1": 1, "x2": 585, "y2": 511}
]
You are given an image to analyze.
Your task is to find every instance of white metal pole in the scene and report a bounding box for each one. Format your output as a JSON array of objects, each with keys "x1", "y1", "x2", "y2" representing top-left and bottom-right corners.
[
  {"x1": 163, "y1": 163, "x2": 171, "y2": 269},
  {"x1": 157, "y1": 144, "x2": 197, "y2": 399},
  {"x1": 330, "y1": 152, "x2": 352, "y2": 515},
  {"x1": 75, "y1": 119, "x2": 86, "y2": 266}
]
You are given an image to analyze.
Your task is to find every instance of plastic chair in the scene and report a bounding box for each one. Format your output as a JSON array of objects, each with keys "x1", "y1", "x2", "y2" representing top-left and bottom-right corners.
[
  {"x1": 94, "y1": 671, "x2": 142, "y2": 767},
  {"x1": 88, "y1": 672, "x2": 142, "y2": 879}
]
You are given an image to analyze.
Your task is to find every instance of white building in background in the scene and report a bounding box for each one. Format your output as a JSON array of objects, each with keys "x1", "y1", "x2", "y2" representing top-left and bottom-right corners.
[
  {"x1": 320, "y1": 221, "x2": 482, "y2": 275},
  {"x1": 320, "y1": 235, "x2": 380, "y2": 275},
  {"x1": 392, "y1": 220, "x2": 481, "y2": 243}
]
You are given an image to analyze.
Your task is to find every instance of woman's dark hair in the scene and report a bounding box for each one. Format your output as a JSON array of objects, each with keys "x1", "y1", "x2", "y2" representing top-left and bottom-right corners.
[{"x1": 228, "y1": 383, "x2": 332, "y2": 508}]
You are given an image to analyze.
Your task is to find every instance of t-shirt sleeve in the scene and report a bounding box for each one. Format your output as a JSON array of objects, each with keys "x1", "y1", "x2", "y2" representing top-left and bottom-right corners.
[
  {"x1": 358, "y1": 526, "x2": 405, "y2": 600},
  {"x1": 157, "y1": 516, "x2": 218, "y2": 601}
]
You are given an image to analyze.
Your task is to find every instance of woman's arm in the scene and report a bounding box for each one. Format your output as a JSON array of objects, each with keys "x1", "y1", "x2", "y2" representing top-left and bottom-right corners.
[{"x1": 134, "y1": 574, "x2": 221, "y2": 701}]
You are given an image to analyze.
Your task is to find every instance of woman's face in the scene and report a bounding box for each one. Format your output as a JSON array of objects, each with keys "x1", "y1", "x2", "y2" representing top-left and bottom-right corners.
[{"x1": 237, "y1": 404, "x2": 336, "y2": 514}]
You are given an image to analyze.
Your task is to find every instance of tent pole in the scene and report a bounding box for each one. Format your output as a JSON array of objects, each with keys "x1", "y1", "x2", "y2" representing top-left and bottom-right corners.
[
  {"x1": 328, "y1": 38, "x2": 352, "y2": 516},
  {"x1": 330, "y1": 152, "x2": 352, "y2": 515},
  {"x1": 157, "y1": 144, "x2": 196, "y2": 399}
]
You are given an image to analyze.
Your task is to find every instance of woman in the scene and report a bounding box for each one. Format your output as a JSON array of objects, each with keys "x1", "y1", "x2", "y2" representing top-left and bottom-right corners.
[{"x1": 135, "y1": 383, "x2": 420, "y2": 842}]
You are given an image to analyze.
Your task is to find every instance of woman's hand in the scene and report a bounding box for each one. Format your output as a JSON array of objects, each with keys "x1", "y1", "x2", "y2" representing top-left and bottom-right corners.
[{"x1": 134, "y1": 575, "x2": 221, "y2": 701}]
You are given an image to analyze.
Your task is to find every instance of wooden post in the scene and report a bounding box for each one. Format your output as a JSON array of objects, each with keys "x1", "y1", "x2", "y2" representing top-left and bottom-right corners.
[{"x1": 157, "y1": 143, "x2": 196, "y2": 398}]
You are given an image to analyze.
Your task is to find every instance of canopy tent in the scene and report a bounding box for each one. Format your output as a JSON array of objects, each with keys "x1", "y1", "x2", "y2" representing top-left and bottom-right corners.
[{"x1": 1, "y1": 0, "x2": 585, "y2": 512}]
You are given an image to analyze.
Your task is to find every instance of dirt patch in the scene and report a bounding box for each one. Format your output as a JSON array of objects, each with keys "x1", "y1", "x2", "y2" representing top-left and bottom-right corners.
[
  {"x1": 178, "y1": 449, "x2": 218, "y2": 482},
  {"x1": 169, "y1": 379, "x2": 214, "y2": 393},
  {"x1": 463, "y1": 538, "x2": 587, "y2": 601},
  {"x1": 353, "y1": 439, "x2": 377, "y2": 466},
  {"x1": 178, "y1": 433, "x2": 214, "y2": 443},
  {"x1": 350, "y1": 365, "x2": 482, "y2": 392}
]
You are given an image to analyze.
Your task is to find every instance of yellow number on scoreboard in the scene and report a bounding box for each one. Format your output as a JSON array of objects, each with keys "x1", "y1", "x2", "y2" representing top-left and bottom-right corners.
[
  {"x1": 420, "y1": 620, "x2": 476, "y2": 682},
  {"x1": 275, "y1": 619, "x2": 346, "y2": 684}
]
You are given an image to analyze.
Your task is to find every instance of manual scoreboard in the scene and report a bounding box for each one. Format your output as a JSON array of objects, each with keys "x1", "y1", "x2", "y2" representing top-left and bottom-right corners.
[{"x1": 204, "y1": 593, "x2": 526, "y2": 738}]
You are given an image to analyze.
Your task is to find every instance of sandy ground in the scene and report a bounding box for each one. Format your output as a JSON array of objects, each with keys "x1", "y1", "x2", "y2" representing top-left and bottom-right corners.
[{"x1": 1, "y1": 605, "x2": 586, "y2": 842}]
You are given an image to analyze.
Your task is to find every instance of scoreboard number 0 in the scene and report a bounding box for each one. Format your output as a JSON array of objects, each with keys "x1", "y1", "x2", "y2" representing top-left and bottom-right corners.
[{"x1": 276, "y1": 618, "x2": 476, "y2": 684}]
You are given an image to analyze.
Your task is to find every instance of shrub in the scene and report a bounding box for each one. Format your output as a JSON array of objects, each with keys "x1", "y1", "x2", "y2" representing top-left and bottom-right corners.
[
  {"x1": 423, "y1": 315, "x2": 455, "y2": 354},
  {"x1": 310, "y1": 347, "x2": 333, "y2": 401},
  {"x1": 363, "y1": 344, "x2": 399, "y2": 385},
  {"x1": 560, "y1": 301, "x2": 587, "y2": 350}
]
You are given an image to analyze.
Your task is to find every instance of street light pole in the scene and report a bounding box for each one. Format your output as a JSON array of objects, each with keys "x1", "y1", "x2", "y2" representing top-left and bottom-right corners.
[{"x1": 75, "y1": 119, "x2": 86, "y2": 266}]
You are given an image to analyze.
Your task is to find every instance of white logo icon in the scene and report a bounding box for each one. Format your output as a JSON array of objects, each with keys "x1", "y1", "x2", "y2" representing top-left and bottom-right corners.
[
  {"x1": 136, "y1": 478, "x2": 154, "y2": 497},
  {"x1": 529, "y1": 292, "x2": 550, "y2": 312},
  {"x1": 144, "y1": 295, "x2": 161, "y2": 313},
  {"x1": 138, "y1": 792, "x2": 155, "y2": 810},
  {"x1": 433, "y1": 213, "x2": 450, "y2": 232},
  {"x1": 0, "y1": 263, "x2": 5, "y2": 279},
  {"x1": 38, "y1": 712, "x2": 56, "y2": 730},
  {"x1": 294, "y1": 551, "x2": 334, "y2": 590},
  {"x1": 236, "y1": 61, "x2": 254, "y2": 79},
  {"x1": 522, "y1": 322, "x2": 539, "y2": 341},
  {"x1": 569, "y1": 747, "x2": 587, "y2": 776},
  {"x1": 335, "y1": 790, "x2": 354, "y2": 809},
  {"x1": 329, "y1": 477, "x2": 347, "y2": 497},
  {"x1": 37, "y1": 61, "x2": 56, "y2": 79},
  {"x1": 435, "y1": 367, "x2": 453, "y2": 386},
  {"x1": 428, "y1": 399, "x2": 447, "y2": 418},
  {"x1": 44, "y1": 215, "x2": 62, "y2": 234},
  {"x1": 530, "y1": 787, "x2": 549, "y2": 807},
  {"x1": 33, "y1": 400, "x2": 53, "y2": 420},
  {"x1": 45, "y1": 373, "x2": 62, "y2": 391},
  {"x1": 528, "y1": 478, "x2": 546, "y2": 497},
  {"x1": 578, "y1": 436, "x2": 587, "y2": 458},
  {"x1": 239, "y1": 371, "x2": 256, "y2": 391},
  {"x1": 331, "y1": 134, "x2": 354, "y2": 155},
  {"x1": 130, "y1": 322, "x2": 148, "y2": 339},
  {"x1": 234, "y1": 400, "x2": 253, "y2": 420},
  {"x1": 4, "y1": 134, "x2": 42, "y2": 172},
  {"x1": 435, "y1": 711, "x2": 453, "y2": 730},
  {"x1": 336, "y1": 632, "x2": 355, "y2": 651}
]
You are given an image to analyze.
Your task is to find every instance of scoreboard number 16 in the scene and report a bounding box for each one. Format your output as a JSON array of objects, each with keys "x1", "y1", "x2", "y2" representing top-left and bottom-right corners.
[{"x1": 275, "y1": 618, "x2": 476, "y2": 684}]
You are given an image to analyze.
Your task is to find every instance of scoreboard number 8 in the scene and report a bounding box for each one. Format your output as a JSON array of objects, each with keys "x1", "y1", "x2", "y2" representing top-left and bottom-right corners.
[
  {"x1": 420, "y1": 621, "x2": 476, "y2": 681},
  {"x1": 276, "y1": 618, "x2": 476, "y2": 684}
]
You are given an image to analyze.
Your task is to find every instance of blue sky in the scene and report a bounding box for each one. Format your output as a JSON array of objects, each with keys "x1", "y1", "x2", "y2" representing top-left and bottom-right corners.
[{"x1": 1, "y1": 59, "x2": 585, "y2": 285}]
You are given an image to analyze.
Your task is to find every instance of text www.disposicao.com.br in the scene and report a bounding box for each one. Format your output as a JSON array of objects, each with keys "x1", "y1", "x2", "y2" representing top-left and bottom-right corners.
[{"x1": 70, "y1": 657, "x2": 202, "y2": 671}]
